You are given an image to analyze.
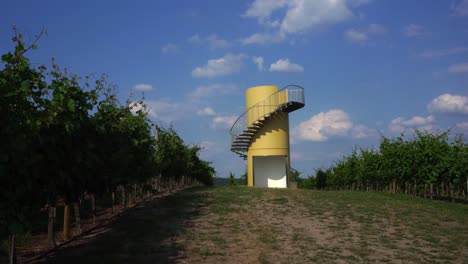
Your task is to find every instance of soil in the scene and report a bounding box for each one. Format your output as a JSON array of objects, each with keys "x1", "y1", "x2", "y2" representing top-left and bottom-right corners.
[{"x1": 14, "y1": 187, "x2": 468, "y2": 264}]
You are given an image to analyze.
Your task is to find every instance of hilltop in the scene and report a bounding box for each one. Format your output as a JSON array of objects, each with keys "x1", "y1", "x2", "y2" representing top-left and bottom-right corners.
[{"x1": 32, "y1": 187, "x2": 468, "y2": 263}]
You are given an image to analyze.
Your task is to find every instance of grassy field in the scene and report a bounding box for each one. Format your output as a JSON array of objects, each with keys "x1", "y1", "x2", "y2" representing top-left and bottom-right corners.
[{"x1": 42, "y1": 187, "x2": 467, "y2": 263}]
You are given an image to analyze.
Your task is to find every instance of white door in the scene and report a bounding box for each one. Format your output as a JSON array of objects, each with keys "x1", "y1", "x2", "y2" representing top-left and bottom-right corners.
[{"x1": 253, "y1": 156, "x2": 287, "y2": 188}]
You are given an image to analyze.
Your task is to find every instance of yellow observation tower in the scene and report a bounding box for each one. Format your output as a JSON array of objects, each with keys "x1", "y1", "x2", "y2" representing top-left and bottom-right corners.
[{"x1": 230, "y1": 85, "x2": 305, "y2": 188}]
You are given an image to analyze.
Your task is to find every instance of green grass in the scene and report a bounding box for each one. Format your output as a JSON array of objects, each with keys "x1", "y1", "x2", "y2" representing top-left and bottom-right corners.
[
  {"x1": 201, "y1": 187, "x2": 468, "y2": 263},
  {"x1": 268, "y1": 197, "x2": 289, "y2": 204}
]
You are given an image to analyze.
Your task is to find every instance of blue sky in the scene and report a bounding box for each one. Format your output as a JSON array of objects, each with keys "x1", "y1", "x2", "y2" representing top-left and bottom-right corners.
[{"x1": 2, "y1": 0, "x2": 468, "y2": 177}]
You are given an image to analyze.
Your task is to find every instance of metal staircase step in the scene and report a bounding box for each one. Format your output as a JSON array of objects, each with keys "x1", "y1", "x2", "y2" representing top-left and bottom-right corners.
[
  {"x1": 233, "y1": 144, "x2": 249, "y2": 148},
  {"x1": 232, "y1": 144, "x2": 248, "y2": 148},
  {"x1": 232, "y1": 146, "x2": 248, "y2": 149},
  {"x1": 235, "y1": 137, "x2": 251, "y2": 141},
  {"x1": 229, "y1": 85, "x2": 305, "y2": 157}
]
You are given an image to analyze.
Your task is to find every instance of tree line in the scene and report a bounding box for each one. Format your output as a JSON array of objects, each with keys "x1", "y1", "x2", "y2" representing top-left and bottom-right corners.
[
  {"x1": 297, "y1": 130, "x2": 468, "y2": 201},
  {"x1": 0, "y1": 30, "x2": 215, "y2": 261}
]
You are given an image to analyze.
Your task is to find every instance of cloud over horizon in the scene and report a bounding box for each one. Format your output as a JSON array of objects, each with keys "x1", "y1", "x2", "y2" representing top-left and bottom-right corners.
[
  {"x1": 293, "y1": 109, "x2": 375, "y2": 142},
  {"x1": 389, "y1": 115, "x2": 435, "y2": 134}
]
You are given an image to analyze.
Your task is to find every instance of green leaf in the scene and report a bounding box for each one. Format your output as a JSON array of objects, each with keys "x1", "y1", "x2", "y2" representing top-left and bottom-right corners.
[
  {"x1": 67, "y1": 99, "x2": 75, "y2": 112},
  {"x1": 1, "y1": 53, "x2": 13, "y2": 62},
  {"x1": 20, "y1": 81, "x2": 30, "y2": 92}
]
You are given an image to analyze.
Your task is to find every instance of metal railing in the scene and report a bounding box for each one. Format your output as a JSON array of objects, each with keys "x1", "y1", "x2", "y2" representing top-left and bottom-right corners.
[{"x1": 230, "y1": 85, "x2": 305, "y2": 149}]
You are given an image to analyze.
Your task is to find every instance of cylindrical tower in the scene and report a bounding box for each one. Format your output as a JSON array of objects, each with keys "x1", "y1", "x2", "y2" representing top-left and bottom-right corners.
[{"x1": 246, "y1": 85, "x2": 290, "y2": 188}]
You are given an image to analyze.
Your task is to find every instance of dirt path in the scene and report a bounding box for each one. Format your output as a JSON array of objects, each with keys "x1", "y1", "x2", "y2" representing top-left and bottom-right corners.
[
  {"x1": 34, "y1": 187, "x2": 468, "y2": 264},
  {"x1": 30, "y1": 189, "x2": 206, "y2": 263}
]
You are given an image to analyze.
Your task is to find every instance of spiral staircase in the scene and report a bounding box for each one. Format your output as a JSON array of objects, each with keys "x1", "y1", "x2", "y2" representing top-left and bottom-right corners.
[{"x1": 230, "y1": 85, "x2": 305, "y2": 159}]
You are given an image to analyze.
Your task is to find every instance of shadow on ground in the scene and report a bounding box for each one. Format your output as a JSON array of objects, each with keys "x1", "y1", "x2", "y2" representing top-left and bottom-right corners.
[{"x1": 40, "y1": 187, "x2": 209, "y2": 264}]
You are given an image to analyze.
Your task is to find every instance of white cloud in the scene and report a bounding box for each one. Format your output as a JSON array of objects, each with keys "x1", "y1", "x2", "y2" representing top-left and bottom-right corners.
[
  {"x1": 394, "y1": 115, "x2": 434, "y2": 127},
  {"x1": 210, "y1": 115, "x2": 238, "y2": 130},
  {"x1": 192, "y1": 54, "x2": 246, "y2": 78},
  {"x1": 427, "y1": 94, "x2": 468, "y2": 114},
  {"x1": 269, "y1": 58, "x2": 304, "y2": 72},
  {"x1": 189, "y1": 84, "x2": 239, "y2": 98},
  {"x1": 189, "y1": 34, "x2": 229, "y2": 49},
  {"x1": 351, "y1": 124, "x2": 377, "y2": 138},
  {"x1": 197, "y1": 107, "x2": 216, "y2": 116},
  {"x1": 344, "y1": 24, "x2": 386, "y2": 44},
  {"x1": 419, "y1": 47, "x2": 468, "y2": 58},
  {"x1": 161, "y1": 43, "x2": 177, "y2": 54},
  {"x1": 448, "y1": 62, "x2": 468, "y2": 73},
  {"x1": 280, "y1": 0, "x2": 354, "y2": 35},
  {"x1": 292, "y1": 109, "x2": 374, "y2": 141},
  {"x1": 243, "y1": 0, "x2": 287, "y2": 22},
  {"x1": 452, "y1": 0, "x2": 468, "y2": 16},
  {"x1": 242, "y1": 0, "x2": 371, "y2": 44},
  {"x1": 244, "y1": 0, "x2": 357, "y2": 34},
  {"x1": 133, "y1": 83, "x2": 153, "y2": 92},
  {"x1": 293, "y1": 109, "x2": 350, "y2": 141},
  {"x1": 252, "y1": 56, "x2": 265, "y2": 71},
  {"x1": 403, "y1": 24, "x2": 423, "y2": 37},
  {"x1": 241, "y1": 33, "x2": 281, "y2": 45},
  {"x1": 389, "y1": 115, "x2": 435, "y2": 133}
]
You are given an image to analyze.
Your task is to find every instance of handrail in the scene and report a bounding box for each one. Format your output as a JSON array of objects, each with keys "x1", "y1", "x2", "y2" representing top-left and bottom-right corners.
[{"x1": 230, "y1": 85, "x2": 305, "y2": 148}]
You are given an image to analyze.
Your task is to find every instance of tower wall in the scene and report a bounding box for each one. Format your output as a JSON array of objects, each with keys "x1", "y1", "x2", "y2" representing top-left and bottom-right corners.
[{"x1": 245, "y1": 85, "x2": 290, "y2": 188}]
